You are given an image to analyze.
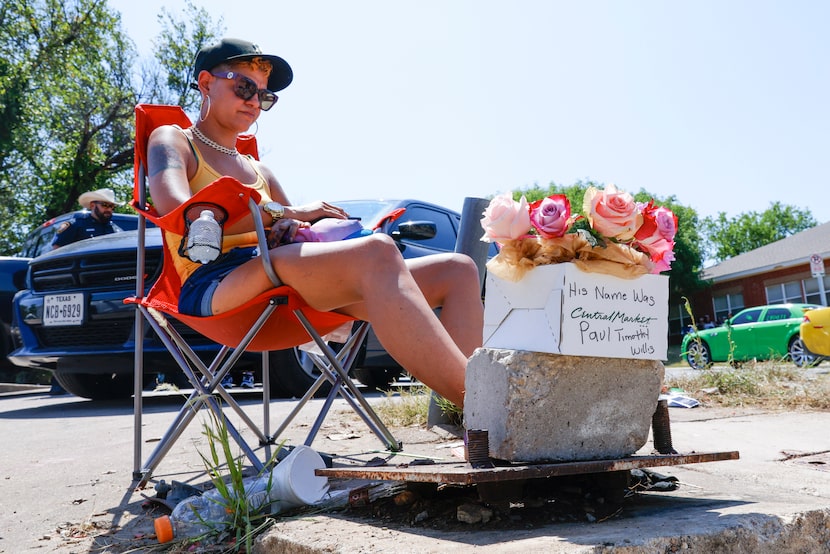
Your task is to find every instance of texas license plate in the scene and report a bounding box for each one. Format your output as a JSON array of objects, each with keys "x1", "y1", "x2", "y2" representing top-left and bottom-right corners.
[{"x1": 43, "y1": 293, "x2": 85, "y2": 326}]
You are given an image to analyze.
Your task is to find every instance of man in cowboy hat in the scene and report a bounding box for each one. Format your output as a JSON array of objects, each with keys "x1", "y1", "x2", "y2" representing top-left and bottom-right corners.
[
  {"x1": 48, "y1": 188, "x2": 126, "y2": 394},
  {"x1": 51, "y1": 188, "x2": 125, "y2": 249}
]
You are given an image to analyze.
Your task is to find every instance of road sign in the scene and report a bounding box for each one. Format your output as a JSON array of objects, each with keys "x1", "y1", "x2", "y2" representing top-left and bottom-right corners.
[{"x1": 810, "y1": 253, "x2": 825, "y2": 277}]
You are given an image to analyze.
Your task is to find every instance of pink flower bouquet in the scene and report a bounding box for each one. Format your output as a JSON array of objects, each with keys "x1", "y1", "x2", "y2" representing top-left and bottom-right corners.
[{"x1": 480, "y1": 185, "x2": 677, "y2": 281}]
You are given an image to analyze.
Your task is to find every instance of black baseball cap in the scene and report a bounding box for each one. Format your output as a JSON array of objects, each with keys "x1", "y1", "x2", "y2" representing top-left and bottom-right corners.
[{"x1": 191, "y1": 38, "x2": 293, "y2": 92}]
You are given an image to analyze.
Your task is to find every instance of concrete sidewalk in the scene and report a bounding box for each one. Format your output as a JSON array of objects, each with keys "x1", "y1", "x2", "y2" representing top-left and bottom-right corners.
[
  {"x1": 2, "y1": 387, "x2": 829, "y2": 553},
  {"x1": 258, "y1": 407, "x2": 830, "y2": 553}
]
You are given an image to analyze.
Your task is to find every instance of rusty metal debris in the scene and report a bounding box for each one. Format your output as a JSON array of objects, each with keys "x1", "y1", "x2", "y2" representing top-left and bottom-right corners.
[
  {"x1": 317, "y1": 451, "x2": 740, "y2": 484},
  {"x1": 464, "y1": 429, "x2": 495, "y2": 469},
  {"x1": 652, "y1": 398, "x2": 678, "y2": 455}
]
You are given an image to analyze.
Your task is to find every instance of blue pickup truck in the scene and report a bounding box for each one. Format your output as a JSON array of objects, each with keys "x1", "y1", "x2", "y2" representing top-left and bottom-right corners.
[
  {"x1": 1, "y1": 212, "x2": 141, "y2": 380},
  {"x1": 9, "y1": 200, "x2": 496, "y2": 399}
]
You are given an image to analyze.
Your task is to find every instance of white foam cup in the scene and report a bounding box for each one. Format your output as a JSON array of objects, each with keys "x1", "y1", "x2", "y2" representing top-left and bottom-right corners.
[{"x1": 269, "y1": 445, "x2": 329, "y2": 510}]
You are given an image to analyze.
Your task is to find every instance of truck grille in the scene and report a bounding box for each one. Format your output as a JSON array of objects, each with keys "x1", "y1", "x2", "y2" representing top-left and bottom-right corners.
[
  {"x1": 30, "y1": 249, "x2": 163, "y2": 293},
  {"x1": 37, "y1": 319, "x2": 134, "y2": 347},
  {"x1": 36, "y1": 317, "x2": 214, "y2": 348}
]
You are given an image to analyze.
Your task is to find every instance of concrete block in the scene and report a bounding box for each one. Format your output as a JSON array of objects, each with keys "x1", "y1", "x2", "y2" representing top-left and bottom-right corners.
[{"x1": 464, "y1": 348, "x2": 665, "y2": 462}]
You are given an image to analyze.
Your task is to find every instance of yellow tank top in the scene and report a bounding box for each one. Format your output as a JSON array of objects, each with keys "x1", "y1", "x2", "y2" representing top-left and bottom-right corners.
[{"x1": 165, "y1": 129, "x2": 274, "y2": 285}]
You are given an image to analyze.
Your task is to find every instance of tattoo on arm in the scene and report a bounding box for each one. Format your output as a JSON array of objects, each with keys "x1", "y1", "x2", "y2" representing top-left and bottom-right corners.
[{"x1": 148, "y1": 144, "x2": 185, "y2": 177}]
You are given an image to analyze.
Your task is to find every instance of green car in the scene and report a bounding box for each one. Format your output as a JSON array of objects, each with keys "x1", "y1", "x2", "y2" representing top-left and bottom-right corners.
[{"x1": 682, "y1": 303, "x2": 821, "y2": 370}]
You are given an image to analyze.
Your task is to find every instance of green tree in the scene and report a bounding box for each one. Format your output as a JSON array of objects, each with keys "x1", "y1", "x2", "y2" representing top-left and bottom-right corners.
[
  {"x1": 0, "y1": 0, "x2": 223, "y2": 255},
  {"x1": 516, "y1": 181, "x2": 708, "y2": 304},
  {"x1": 152, "y1": 1, "x2": 224, "y2": 113},
  {"x1": 520, "y1": 182, "x2": 589, "y2": 215},
  {"x1": 0, "y1": 0, "x2": 139, "y2": 254},
  {"x1": 704, "y1": 202, "x2": 817, "y2": 262}
]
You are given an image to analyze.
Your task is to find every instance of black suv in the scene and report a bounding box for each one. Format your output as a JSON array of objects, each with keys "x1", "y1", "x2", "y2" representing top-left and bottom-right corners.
[{"x1": 10, "y1": 200, "x2": 495, "y2": 399}]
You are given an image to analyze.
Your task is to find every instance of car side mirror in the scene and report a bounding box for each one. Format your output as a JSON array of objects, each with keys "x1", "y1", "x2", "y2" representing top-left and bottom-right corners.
[{"x1": 391, "y1": 221, "x2": 437, "y2": 241}]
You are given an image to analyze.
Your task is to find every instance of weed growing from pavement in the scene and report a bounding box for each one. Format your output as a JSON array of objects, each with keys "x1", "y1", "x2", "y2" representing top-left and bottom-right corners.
[
  {"x1": 200, "y1": 403, "x2": 280, "y2": 551},
  {"x1": 161, "y1": 396, "x2": 280, "y2": 553},
  {"x1": 374, "y1": 386, "x2": 464, "y2": 427},
  {"x1": 375, "y1": 385, "x2": 430, "y2": 426},
  {"x1": 433, "y1": 394, "x2": 463, "y2": 426},
  {"x1": 681, "y1": 297, "x2": 711, "y2": 369}
]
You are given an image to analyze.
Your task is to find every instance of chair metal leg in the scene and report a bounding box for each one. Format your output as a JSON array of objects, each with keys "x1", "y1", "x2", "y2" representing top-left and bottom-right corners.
[
  {"x1": 302, "y1": 371, "x2": 343, "y2": 446},
  {"x1": 267, "y1": 319, "x2": 367, "y2": 443},
  {"x1": 133, "y1": 295, "x2": 402, "y2": 485},
  {"x1": 135, "y1": 301, "x2": 282, "y2": 480},
  {"x1": 261, "y1": 351, "x2": 271, "y2": 461},
  {"x1": 135, "y1": 317, "x2": 267, "y2": 476},
  {"x1": 268, "y1": 371, "x2": 329, "y2": 441},
  {"x1": 304, "y1": 355, "x2": 402, "y2": 451},
  {"x1": 133, "y1": 308, "x2": 146, "y2": 481},
  {"x1": 292, "y1": 311, "x2": 402, "y2": 451}
]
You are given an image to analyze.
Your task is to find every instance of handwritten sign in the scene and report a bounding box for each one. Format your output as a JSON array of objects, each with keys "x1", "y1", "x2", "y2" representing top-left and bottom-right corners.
[
  {"x1": 559, "y1": 267, "x2": 668, "y2": 359},
  {"x1": 483, "y1": 264, "x2": 668, "y2": 360}
]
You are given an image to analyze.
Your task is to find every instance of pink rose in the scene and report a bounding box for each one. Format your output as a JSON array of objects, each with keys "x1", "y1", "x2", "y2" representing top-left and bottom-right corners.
[
  {"x1": 634, "y1": 201, "x2": 677, "y2": 272},
  {"x1": 529, "y1": 195, "x2": 572, "y2": 238},
  {"x1": 635, "y1": 202, "x2": 677, "y2": 245},
  {"x1": 583, "y1": 184, "x2": 642, "y2": 241},
  {"x1": 480, "y1": 193, "x2": 532, "y2": 243},
  {"x1": 641, "y1": 238, "x2": 676, "y2": 273}
]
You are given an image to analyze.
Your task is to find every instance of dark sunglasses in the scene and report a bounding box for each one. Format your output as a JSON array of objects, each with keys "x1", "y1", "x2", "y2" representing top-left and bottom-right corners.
[
  {"x1": 92, "y1": 201, "x2": 116, "y2": 209},
  {"x1": 211, "y1": 72, "x2": 278, "y2": 111}
]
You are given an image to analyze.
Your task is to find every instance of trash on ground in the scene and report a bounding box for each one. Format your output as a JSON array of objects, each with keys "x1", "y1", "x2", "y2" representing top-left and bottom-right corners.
[{"x1": 660, "y1": 391, "x2": 700, "y2": 408}]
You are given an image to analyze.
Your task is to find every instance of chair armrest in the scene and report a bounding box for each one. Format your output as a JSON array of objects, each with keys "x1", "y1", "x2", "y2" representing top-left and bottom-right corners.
[
  {"x1": 136, "y1": 177, "x2": 259, "y2": 235},
  {"x1": 134, "y1": 177, "x2": 282, "y2": 288},
  {"x1": 247, "y1": 196, "x2": 282, "y2": 287}
]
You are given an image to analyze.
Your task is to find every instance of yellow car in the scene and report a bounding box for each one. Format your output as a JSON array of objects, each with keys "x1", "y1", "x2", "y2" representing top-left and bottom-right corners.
[{"x1": 800, "y1": 306, "x2": 830, "y2": 357}]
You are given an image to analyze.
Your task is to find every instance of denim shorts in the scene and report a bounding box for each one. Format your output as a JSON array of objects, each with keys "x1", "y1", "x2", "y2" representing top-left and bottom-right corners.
[{"x1": 178, "y1": 247, "x2": 258, "y2": 316}]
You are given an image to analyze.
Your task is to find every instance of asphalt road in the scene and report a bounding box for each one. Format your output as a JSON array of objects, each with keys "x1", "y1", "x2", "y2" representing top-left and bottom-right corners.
[{"x1": 0, "y1": 385, "x2": 393, "y2": 553}]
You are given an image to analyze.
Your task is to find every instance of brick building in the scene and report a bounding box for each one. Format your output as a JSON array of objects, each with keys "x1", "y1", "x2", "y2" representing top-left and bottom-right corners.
[{"x1": 671, "y1": 221, "x2": 830, "y2": 339}]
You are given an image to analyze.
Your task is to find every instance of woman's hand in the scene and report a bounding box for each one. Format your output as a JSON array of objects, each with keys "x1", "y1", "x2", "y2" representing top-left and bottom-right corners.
[
  {"x1": 288, "y1": 201, "x2": 348, "y2": 222},
  {"x1": 266, "y1": 218, "x2": 302, "y2": 249}
]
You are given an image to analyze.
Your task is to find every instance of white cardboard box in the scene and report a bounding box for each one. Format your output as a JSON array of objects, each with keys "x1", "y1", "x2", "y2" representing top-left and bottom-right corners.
[{"x1": 483, "y1": 263, "x2": 668, "y2": 360}]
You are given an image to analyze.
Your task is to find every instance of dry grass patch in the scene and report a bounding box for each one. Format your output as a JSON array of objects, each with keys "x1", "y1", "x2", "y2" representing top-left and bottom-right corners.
[
  {"x1": 372, "y1": 386, "x2": 463, "y2": 427},
  {"x1": 666, "y1": 360, "x2": 830, "y2": 410},
  {"x1": 374, "y1": 386, "x2": 431, "y2": 427}
]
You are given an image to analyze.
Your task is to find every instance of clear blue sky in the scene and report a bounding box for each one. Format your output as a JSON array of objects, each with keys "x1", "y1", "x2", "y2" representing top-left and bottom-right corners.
[{"x1": 110, "y1": 0, "x2": 829, "y2": 224}]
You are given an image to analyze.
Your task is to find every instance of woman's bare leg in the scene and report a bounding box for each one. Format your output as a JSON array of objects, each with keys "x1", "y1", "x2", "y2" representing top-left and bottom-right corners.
[
  {"x1": 212, "y1": 234, "x2": 481, "y2": 406},
  {"x1": 404, "y1": 253, "x2": 484, "y2": 357}
]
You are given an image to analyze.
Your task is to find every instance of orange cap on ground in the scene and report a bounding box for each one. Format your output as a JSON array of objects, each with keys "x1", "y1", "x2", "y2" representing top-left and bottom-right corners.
[{"x1": 154, "y1": 515, "x2": 174, "y2": 543}]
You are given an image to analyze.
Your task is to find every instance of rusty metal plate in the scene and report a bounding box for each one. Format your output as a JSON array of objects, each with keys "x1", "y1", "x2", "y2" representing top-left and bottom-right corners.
[{"x1": 317, "y1": 451, "x2": 740, "y2": 484}]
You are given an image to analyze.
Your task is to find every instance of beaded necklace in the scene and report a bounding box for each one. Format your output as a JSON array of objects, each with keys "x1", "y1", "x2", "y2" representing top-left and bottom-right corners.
[{"x1": 191, "y1": 125, "x2": 238, "y2": 157}]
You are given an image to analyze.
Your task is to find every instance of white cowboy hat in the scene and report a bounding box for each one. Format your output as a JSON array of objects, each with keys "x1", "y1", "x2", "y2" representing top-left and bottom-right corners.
[{"x1": 78, "y1": 188, "x2": 122, "y2": 209}]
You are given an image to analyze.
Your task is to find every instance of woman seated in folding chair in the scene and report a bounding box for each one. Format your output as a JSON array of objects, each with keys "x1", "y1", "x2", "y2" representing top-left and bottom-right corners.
[{"x1": 146, "y1": 38, "x2": 483, "y2": 408}]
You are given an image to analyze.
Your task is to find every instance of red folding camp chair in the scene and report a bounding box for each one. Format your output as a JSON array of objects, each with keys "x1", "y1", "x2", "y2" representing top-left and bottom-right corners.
[{"x1": 128, "y1": 104, "x2": 400, "y2": 484}]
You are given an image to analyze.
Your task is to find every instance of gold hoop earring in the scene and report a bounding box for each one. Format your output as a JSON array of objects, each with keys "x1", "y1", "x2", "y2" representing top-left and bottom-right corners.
[
  {"x1": 199, "y1": 95, "x2": 211, "y2": 122},
  {"x1": 248, "y1": 121, "x2": 259, "y2": 136}
]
